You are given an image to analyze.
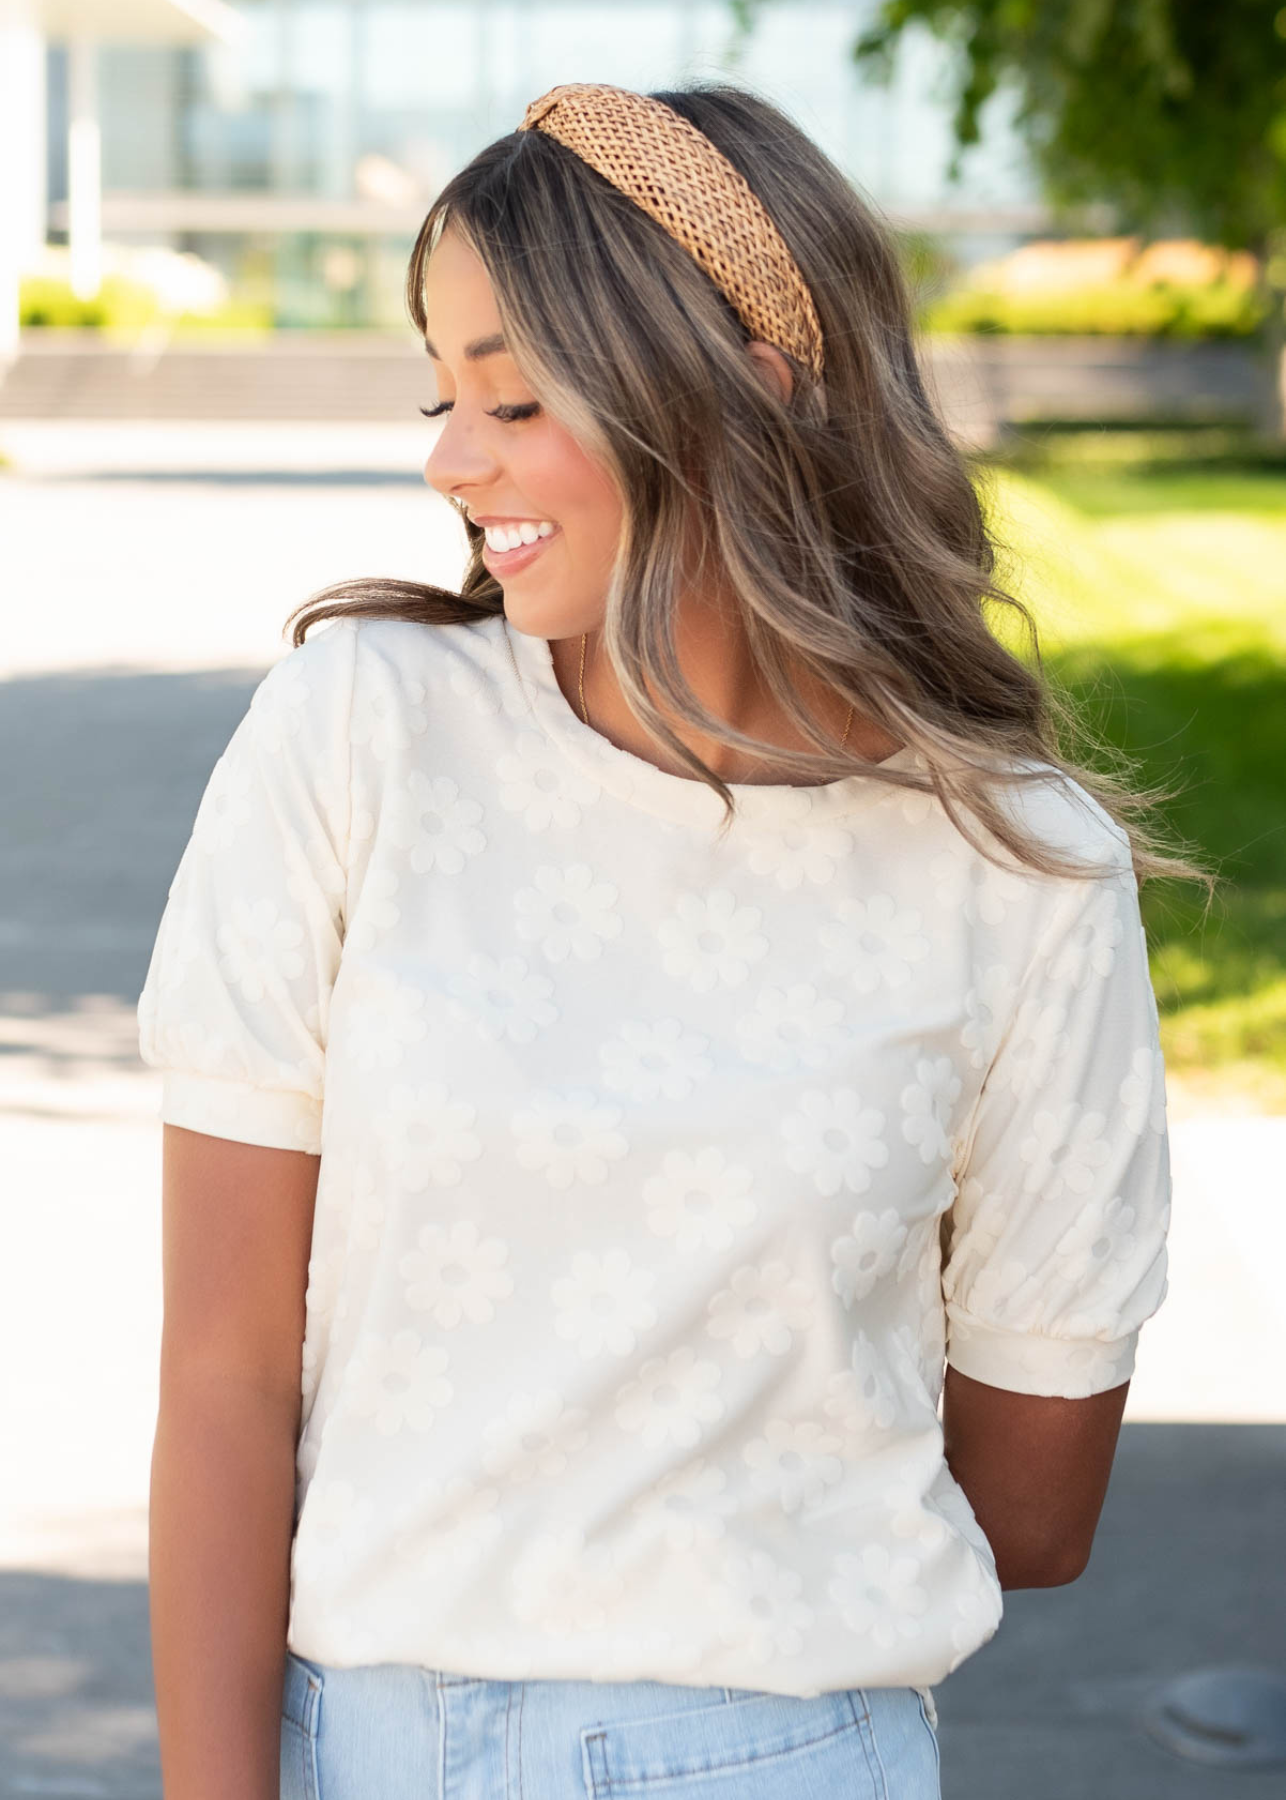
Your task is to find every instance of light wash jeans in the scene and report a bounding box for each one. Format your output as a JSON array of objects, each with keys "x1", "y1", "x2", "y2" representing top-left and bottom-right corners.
[{"x1": 280, "y1": 1651, "x2": 941, "y2": 1799}]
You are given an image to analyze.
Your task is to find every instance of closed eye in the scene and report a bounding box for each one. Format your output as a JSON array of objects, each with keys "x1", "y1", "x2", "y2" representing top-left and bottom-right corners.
[{"x1": 419, "y1": 401, "x2": 541, "y2": 422}]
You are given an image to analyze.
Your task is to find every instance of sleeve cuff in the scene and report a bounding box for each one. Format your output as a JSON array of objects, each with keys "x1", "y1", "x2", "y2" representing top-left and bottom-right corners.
[
  {"x1": 159, "y1": 1070, "x2": 323, "y2": 1155},
  {"x1": 945, "y1": 1306, "x2": 1138, "y2": 1399}
]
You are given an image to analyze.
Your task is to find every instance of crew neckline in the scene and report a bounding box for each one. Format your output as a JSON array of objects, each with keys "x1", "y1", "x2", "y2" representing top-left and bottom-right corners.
[{"x1": 499, "y1": 613, "x2": 922, "y2": 829}]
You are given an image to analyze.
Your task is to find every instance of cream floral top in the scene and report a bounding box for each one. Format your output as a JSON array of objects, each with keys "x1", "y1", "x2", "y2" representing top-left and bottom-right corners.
[{"x1": 137, "y1": 610, "x2": 1171, "y2": 1699}]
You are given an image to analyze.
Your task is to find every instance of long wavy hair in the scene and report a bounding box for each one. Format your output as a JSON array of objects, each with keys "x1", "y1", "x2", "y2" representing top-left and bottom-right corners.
[{"x1": 285, "y1": 81, "x2": 1211, "y2": 895}]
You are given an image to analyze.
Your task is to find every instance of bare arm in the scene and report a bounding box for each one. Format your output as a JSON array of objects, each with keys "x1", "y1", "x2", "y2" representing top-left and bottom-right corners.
[
  {"x1": 941, "y1": 1363, "x2": 1129, "y2": 1589},
  {"x1": 149, "y1": 1123, "x2": 319, "y2": 1800}
]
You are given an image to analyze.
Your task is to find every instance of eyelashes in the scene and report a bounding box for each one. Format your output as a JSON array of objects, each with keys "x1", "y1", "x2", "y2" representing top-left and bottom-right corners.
[{"x1": 419, "y1": 401, "x2": 541, "y2": 423}]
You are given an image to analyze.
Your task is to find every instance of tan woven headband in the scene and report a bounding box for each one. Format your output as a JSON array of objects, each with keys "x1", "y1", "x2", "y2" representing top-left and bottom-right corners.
[{"x1": 517, "y1": 83, "x2": 825, "y2": 384}]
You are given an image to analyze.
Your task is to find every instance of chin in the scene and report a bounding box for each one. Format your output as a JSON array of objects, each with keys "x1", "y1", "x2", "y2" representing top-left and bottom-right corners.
[{"x1": 501, "y1": 595, "x2": 592, "y2": 641}]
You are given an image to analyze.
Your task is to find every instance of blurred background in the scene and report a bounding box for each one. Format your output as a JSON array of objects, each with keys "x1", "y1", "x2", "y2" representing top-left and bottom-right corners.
[{"x1": 0, "y1": 3, "x2": 1283, "y2": 1796}]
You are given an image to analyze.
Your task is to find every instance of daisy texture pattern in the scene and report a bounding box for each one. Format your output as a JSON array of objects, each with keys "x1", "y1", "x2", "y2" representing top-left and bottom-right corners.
[{"x1": 137, "y1": 611, "x2": 1171, "y2": 1696}]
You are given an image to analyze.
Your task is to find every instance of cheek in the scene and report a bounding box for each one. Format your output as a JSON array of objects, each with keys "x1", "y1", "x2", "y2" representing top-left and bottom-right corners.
[{"x1": 521, "y1": 426, "x2": 622, "y2": 552}]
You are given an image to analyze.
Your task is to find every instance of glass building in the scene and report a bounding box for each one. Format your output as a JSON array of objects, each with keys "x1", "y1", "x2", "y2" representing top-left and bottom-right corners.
[{"x1": 43, "y1": 0, "x2": 1041, "y2": 329}]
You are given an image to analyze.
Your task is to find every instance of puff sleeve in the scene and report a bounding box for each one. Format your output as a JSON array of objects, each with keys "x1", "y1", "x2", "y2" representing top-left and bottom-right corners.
[
  {"x1": 941, "y1": 835, "x2": 1172, "y2": 1399},
  {"x1": 136, "y1": 619, "x2": 358, "y2": 1153}
]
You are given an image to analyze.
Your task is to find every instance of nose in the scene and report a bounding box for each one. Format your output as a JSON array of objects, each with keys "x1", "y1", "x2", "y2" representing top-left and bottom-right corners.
[{"x1": 423, "y1": 410, "x2": 499, "y2": 499}]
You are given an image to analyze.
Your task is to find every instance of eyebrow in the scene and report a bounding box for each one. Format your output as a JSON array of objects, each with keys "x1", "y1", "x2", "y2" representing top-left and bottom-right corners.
[{"x1": 423, "y1": 332, "x2": 509, "y2": 362}]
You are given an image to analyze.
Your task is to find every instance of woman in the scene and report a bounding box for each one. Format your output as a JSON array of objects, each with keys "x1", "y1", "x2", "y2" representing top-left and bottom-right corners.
[{"x1": 141, "y1": 82, "x2": 1206, "y2": 1800}]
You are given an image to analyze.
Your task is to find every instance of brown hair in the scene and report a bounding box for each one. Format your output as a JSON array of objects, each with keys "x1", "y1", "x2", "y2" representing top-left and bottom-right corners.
[{"x1": 285, "y1": 80, "x2": 1212, "y2": 897}]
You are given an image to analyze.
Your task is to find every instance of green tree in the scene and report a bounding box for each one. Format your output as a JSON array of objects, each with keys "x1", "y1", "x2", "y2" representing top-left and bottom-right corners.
[
  {"x1": 731, "y1": 3, "x2": 1286, "y2": 421},
  {"x1": 848, "y1": 0, "x2": 1286, "y2": 429}
]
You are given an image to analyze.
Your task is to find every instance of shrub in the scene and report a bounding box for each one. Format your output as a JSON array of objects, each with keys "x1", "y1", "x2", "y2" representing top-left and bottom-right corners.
[
  {"x1": 19, "y1": 272, "x2": 273, "y2": 335},
  {"x1": 921, "y1": 237, "x2": 1270, "y2": 338}
]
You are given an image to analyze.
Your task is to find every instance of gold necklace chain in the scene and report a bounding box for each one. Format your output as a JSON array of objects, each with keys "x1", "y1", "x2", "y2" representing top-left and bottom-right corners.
[{"x1": 577, "y1": 631, "x2": 854, "y2": 748}]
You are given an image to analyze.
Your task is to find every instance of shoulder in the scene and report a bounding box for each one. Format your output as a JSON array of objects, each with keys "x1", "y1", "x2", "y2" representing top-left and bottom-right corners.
[
  {"x1": 932, "y1": 758, "x2": 1139, "y2": 977},
  {"x1": 344, "y1": 610, "x2": 507, "y2": 692},
  {"x1": 982, "y1": 757, "x2": 1134, "y2": 882},
  {"x1": 248, "y1": 617, "x2": 358, "y2": 723},
  {"x1": 251, "y1": 610, "x2": 508, "y2": 725},
  {"x1": 343, "y1": 613, "x2": 516, "y2": 754},
  {"x1": 231, "y1": 620, "x2": 357, "y2": 763}
]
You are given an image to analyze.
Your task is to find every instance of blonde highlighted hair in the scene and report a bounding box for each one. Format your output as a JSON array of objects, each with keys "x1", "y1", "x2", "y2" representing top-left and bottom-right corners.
[{"x1": 286, "y1": 80, "x2": 1211, "y2": 897}]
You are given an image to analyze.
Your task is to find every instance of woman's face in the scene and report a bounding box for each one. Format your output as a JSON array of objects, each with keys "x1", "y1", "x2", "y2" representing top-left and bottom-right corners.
[{"x1": 421, "y1": 224, "x2": 624, "y2": 639}]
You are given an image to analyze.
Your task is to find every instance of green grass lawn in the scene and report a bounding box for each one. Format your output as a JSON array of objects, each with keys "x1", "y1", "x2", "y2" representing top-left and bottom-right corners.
[{"x1": 978, "y1": 461, "x2": 1286, "y2": 1114}]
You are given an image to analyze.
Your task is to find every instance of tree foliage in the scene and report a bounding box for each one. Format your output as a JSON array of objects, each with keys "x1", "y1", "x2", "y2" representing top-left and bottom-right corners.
[{"x1": 852, "y1": 0, "x2": 1286, "y2": 253}]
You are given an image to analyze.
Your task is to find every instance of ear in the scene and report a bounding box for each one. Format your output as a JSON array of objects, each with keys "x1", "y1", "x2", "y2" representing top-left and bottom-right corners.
[{"x1": 746, "y1": 340, "x2": 794, "y2": 405}]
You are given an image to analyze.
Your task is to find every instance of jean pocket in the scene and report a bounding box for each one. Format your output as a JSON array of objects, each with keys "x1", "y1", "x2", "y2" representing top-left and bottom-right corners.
[
  {"x1": 580, "y1": 1687, "x2": 883, "y2": 1797},
  {"x1": 280, "y1": 1650, "x2": 324, "y2": 1800}
]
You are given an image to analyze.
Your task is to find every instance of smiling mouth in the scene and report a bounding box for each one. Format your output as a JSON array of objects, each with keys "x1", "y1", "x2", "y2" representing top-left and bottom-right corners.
[{"x1": 481, "y1": 524, "x2": 560, "y2": 570}]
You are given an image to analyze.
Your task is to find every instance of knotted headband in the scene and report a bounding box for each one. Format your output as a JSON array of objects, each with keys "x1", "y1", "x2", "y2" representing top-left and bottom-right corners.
[{"x1": 517, "y1": 83, "x2": 825, "y2": 384}]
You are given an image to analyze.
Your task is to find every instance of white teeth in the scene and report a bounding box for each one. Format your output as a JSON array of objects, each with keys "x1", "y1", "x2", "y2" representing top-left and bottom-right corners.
[{"x1": 483, "y1": 520, "x2": 555, "y2": 552}]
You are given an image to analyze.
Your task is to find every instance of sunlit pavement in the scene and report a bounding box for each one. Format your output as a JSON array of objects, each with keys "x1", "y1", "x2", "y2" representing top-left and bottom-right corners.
[
  {"x1": 1, "y1": 424, "x2": 1282, "y2": 1798},
  {"x1": 0, "y1": 421, "x2": 466, "y2": 679}
]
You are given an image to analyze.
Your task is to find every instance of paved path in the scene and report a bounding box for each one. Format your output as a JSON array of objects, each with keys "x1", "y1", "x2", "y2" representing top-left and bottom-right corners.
[{"x1": 1, "y1": 424, "x2": 1282, "y2": 1797}]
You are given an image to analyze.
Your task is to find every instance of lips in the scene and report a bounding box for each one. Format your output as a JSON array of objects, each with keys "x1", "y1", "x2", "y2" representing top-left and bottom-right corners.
[{"x1": 480, "y1": 523, "x2": 560, "y2": 575}]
